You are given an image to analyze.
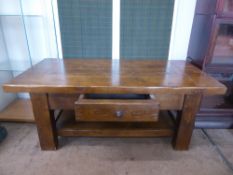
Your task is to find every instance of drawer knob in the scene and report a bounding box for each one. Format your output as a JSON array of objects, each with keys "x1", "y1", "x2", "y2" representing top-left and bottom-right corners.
[{"x1": 116, "y1": 111, "x2": 124, "y2": 118}]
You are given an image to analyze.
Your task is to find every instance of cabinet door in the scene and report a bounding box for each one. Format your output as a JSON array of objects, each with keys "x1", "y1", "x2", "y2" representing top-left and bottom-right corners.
[
  {"x1": 196, "y1": 0, "x2": 217, "y2": 15},
  {"x1": 207, "y1": 19, "x2": 233, "y2": 66},
  {"x1": 218, "y1": 0, "x2": 233, "y2": 17}
]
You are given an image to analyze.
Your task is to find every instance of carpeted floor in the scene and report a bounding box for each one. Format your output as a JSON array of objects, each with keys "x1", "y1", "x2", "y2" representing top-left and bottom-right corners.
[{"x1": 0, "y1": 123, "x2": 232, "y2": 175}]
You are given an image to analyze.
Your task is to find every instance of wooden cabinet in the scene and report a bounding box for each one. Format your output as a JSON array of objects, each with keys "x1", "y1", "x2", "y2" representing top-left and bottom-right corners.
[{"x1": 188, "y1": 0, "x2": 233, "y2": 128}]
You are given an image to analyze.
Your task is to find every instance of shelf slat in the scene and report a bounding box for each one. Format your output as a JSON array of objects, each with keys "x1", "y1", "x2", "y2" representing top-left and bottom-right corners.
[
  {"x1": 0, "y1": 99, "x2": 34, "y2": 122},
  {"x1": 57, "y1": 110, "x2": 174, "y2": 137}
]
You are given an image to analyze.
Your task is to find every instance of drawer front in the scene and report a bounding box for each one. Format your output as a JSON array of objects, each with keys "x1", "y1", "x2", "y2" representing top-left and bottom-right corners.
[{"x1": 75, "y1": 96, "x2": 159, "y2": 122}]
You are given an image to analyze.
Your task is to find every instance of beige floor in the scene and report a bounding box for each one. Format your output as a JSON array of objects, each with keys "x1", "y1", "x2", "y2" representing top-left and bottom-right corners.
[{"x1": 0, "y1": 123, "x2": 233, "y2": 175}]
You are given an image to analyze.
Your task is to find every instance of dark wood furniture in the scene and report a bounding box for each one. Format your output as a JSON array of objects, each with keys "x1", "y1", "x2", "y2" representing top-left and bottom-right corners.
[
  {"x1": 3, "y1": 59, "x2": 226, "y2": 150},
  {"x1": 188, "y1": 0, "x2": 233, "y2": 128}
]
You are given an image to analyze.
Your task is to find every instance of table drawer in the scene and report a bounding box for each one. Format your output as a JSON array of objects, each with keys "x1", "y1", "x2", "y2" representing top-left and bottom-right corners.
[{"x1": 75, "y1": 94, "x2": 159, "y2": 122}]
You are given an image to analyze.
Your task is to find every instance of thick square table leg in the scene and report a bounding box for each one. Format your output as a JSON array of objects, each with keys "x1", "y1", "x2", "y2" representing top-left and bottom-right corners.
[
  {"x1": 30, "y1": 93, "x2": 58, "y2": 150},
  {"x1": 172, "y1": 93, "x2": 202, "y2": 150}
]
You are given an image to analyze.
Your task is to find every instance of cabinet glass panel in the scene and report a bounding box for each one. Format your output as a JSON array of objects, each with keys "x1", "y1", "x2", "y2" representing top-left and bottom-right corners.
[
  {"x1": 57, "y1": 0, "x2": 112, "y2": 59},
  {"x1": 23, "y1": 16, "x2": 51, "y2": 65},
  {"x1": 212, "y1": 23, "x2": 233, "y2": 64},
  {"x1": 120, "y1": 0, "x2": 174, "y2": 60},
  {"x1": 0, "y1": 70, "x2": 17, "y2": 111},
  {"x1": 0, "y1": 16, "x2": 31, "y2": 71}
]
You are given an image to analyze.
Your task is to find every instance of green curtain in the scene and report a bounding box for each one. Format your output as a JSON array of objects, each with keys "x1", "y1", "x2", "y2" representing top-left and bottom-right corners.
[
  {"x1": 58, "y1": 0, "x2": 112, "y2": 59},
  {"x1": 121, "y1": 0, "x2": 174, "y2": 60},
  {"x1": 58, "y1": 0, "x2": 174, "y2": 60}
]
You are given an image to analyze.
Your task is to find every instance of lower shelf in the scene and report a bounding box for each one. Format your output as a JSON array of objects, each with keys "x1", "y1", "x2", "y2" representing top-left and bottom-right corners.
[
  {"x1": 56, "y1": 110, "x2": 175, "y2": 137},
  {"x1": 0, "y1": 99, "x2": 34, "y2": 122}
]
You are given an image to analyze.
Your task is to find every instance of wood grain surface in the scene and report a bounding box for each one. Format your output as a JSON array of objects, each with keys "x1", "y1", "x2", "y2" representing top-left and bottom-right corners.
[{"x1": 3, "y1": 59, "x2": 226, "y2": 95}]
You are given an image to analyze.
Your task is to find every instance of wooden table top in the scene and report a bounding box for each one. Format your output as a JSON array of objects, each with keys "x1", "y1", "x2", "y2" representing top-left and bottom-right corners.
[{"x1": 3, "y1": 59, "x2": 226, "y2": 95}]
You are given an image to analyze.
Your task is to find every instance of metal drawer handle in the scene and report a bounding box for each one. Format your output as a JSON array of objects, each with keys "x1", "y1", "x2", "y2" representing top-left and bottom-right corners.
[{"x1": 116, "y1": 111, "x2": 124, "y2": 118}]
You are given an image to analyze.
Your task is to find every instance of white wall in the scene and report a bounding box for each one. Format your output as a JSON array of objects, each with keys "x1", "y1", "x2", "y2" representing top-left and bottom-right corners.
[{"x1": 169, "y1": 0, "x2": 197, "y2": 60}]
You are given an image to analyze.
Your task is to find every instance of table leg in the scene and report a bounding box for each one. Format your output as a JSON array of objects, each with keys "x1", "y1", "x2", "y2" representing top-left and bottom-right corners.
[
  {"x1": 30, "y1": 93, "x2": 58, "y2": 150},
  {"x1": 172, "y1": 93, "x2": 202, "y2": 150}
]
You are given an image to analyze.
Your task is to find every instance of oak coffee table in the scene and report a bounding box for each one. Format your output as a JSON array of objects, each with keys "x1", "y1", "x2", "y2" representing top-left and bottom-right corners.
[{"x1": 3, "y1": 59, "x2": 226, "y2": 151}]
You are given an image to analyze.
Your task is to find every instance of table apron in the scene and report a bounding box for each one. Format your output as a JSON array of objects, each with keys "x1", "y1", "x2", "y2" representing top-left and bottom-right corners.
[{"x1": 48, "y1": 93, "x2": 184, "y2": 110}]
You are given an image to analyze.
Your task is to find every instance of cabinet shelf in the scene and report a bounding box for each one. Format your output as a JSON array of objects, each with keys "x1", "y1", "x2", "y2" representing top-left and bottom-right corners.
[{"x1": 0, "y1": 99, "x2": 34, "y2": 122}]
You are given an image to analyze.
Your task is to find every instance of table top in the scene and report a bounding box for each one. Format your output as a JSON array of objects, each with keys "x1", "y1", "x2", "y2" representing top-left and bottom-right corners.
[{"x1": 3, "y1": 59, "x2": 226, "y2": 95}]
